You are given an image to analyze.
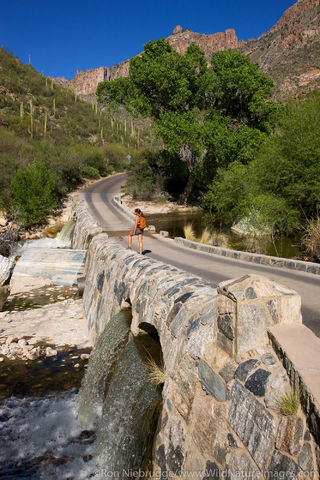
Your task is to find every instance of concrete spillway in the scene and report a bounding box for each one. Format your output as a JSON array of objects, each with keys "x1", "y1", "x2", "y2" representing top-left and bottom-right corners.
[{"x1": 10, "y1": 248, "x2": 86, "y2": 294}]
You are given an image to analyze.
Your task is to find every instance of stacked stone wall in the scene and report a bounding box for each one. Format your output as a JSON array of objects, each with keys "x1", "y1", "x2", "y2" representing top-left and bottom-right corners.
[{"x1": 73, "y1": 201, "x2": 320, "y2": 479}]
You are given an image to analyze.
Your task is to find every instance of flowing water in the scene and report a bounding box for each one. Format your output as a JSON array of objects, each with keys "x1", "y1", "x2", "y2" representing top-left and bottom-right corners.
[
  {"x1": 1, "y1": 309, "x2": 163, "y2": 479},
  {"x1": 77, "y1": 310, "x2": 132, "y2": 427},
  {"x1": 14, "y1": 219, "x2": 76, "y2": 255},
  {"x1": 78, "y1": 310, "x2": 163, "y2": 478},
  {"x1": 93, "y1": 335, "x2": 162, "y2": 478},
  {"x1": 0, "y1": 349, "x2": 95, "y2": 479}
]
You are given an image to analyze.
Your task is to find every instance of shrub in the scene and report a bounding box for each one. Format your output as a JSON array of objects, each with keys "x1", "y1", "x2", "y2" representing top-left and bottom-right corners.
[
  {"x1": 80, "y1": 165, "x2": 100, "y2": 179},
  {"x1": 101, "y1": 142, "x2": 128, "y2": 171},
  {"x1": 11, "y1": 161, "x2": 57, "y2": 227},
  {"x1": 125, "y1": 158, "x2": 155, "y2": 200}
]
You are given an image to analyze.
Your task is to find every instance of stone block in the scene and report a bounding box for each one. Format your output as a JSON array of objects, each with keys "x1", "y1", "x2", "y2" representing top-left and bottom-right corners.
[
  {"x1": 234, "y1": 359, "x2": 260, "y2": 382},
  {"x1": 190, "y1": 394, "x2": 229, "y2": 458},
  {"x1": 202, "y1": 461, "x2": 221, "y2": 480},
  {"x1": 217, "y1": 331, "x2": 234, "y2": 356},
  {"x1": 227, "y1": 451, "x2": 260, "y2": 480},
  {"x1": 267, "y1": 450, "x2": 299, "y2": 479},
  {"x1": 229, "y1": 381, "x2": 276, "y2": 470},
  {"x1": 245, "y1": 368, "x2": 271, "y2": 397},
  {"x1": 170, "y1": 359, "x2": 197, "y2": 420},
  {"x1": 298, "y1": 442, "x2": 314, "y2": 473},
  {"x1": 218, "y1": 275, "x2": 302, "y2": 355},
  {"x1": 276, "y1": 416, "x2": 304, "y2": 456},
  {"x1": 219, "y1": 360, "x2": 238, "y2": 384},
  {"x1": 217, "y1": 294, "x2": 236, "y2": 315},
  {"x1": 217, "y1": 314, "x2": 234, "y2": 340},
  {"x1": 198, "y1": 360, "x2": 229, "y2": 401}
]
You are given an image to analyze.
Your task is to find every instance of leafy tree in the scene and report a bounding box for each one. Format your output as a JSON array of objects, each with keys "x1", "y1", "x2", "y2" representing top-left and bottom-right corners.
[
  {"x1": 11, "y1": 161, "x2": 57, "y2": 227},
  {"x1": 203, "y1": 91, "x2": 320, "y2": 234},
  {"x1": 197, "y1": 49, "x2": 276, "y2": 131},
  {"x1": 203, "y1": 161, "x2": 248, "y2": 226},
  {"x1": 97, "y1": 40, "x2": 275, "y2": 202}
]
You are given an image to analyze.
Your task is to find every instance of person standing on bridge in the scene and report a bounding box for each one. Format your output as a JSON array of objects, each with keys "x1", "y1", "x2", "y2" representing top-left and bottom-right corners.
[{"x1": 128, "y1": 208, "x2": 146, "y2": 255}]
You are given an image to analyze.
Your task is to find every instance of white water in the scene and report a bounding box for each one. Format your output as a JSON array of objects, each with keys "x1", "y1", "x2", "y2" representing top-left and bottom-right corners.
[
  {"x1": 0, "y1": 393, "x2": 97, "y2": 479},
  {"x1": 15, "y1": 219, "x2": 76, "y2": 255}
]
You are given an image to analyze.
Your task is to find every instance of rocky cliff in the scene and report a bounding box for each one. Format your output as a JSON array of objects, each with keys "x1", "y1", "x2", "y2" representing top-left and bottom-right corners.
[
  {"x1": 54, "y1": 0, "x2": 320, "y2": 100},
  {"x1": 240, "y1": 0, "x2": 320, "y2": 99}
]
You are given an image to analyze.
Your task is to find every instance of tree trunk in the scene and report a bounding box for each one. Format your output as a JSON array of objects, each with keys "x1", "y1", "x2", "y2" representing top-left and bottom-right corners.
[{"x1": 182, "y1": 175, "x2": 194, "y2": 204}]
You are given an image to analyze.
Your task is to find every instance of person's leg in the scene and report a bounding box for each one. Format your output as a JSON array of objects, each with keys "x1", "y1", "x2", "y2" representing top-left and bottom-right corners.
[
  {"x1": 128, "y1": 232, "x2": 133, "y2": 249},
  {"x1": 138, "y1": 234, "x2": 143, "y2": 254}
]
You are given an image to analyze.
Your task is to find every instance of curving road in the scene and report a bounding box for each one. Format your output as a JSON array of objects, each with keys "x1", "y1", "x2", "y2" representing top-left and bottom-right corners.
[{"x1": 83, "y1": 174, "x2": 320, "y2": 334}]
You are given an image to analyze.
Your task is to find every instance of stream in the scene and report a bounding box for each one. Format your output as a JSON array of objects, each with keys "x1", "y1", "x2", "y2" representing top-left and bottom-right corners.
[
  {"x1": 147, "y1": 211, "x2": 302, "y2": 259},
  {"x1": 0, "y1": 308, "x2": 163, "y2": 479}
]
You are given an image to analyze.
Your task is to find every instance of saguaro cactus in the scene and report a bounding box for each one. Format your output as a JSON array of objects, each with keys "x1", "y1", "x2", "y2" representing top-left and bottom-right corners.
[
  {"x1": 53, "y1": 98, "x2": 56, "y2": 116},
  {"x1": 29, "y1": 99, "x2": 33, "y2": 138},
  {"x1": 20, "y1": 102, "x2": 24, "y2": 120},
  {"x1": 44, "y1": 112, "x2": 47, "y2": 137}
]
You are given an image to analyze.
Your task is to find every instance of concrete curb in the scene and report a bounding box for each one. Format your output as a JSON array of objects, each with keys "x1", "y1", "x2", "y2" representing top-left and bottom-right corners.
[
  {"x1": 113, "y1": 195, "x2": 136, "y2": 222},
  {"x1": 174, "y1": 237, "x2": 320, "y2": 276}
]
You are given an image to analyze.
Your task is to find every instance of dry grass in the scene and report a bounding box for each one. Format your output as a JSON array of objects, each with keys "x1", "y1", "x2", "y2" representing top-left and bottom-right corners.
[
  {"x1": 183, "y1": 223, "x2": 196, "y2": 242},
  {"x1": 280, "y1": 389, "x2": 300, "y2": 416},
  {"x1": 198, "y1": 228, "x2": 212, "y2": 245},
  {"x1": 146, "y1": 357, "x2": 165, "y2": 386},
  {"x1": 42, "y1": 222, "x2": 64, "y2": 238},
  {"x1": 303, "y1": 217, "x2": 320, "y2": 261}
]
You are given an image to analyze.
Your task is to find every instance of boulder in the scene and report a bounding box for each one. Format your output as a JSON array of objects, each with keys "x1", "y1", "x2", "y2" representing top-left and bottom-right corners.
[{"x1": 0, "y1": 255, "x2": 14, "y2": 286}]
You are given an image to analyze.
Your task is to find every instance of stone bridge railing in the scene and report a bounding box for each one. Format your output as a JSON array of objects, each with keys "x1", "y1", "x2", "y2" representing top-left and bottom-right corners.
[{"x1": 73, "y1": 200, "x2": 320, "y2": 479}]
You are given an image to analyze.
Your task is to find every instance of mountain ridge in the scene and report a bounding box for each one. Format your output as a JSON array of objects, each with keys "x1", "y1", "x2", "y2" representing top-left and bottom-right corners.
[{"x1": 54, "y1": 0, "x2": 320, "y2": 101}]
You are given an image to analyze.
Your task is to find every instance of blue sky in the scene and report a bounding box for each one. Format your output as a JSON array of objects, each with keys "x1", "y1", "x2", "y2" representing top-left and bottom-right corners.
[{"x1": 2, "y1": 0, "x2": 295, "y2": 80}]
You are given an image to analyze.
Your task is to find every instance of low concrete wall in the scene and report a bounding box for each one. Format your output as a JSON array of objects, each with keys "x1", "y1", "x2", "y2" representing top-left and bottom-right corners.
[
  {"x1": 175, "y1": 237, "x2": 320, "y2": 276},
  {"x1": 73, "y1": 201, "x2": 320, "y2": 479}
]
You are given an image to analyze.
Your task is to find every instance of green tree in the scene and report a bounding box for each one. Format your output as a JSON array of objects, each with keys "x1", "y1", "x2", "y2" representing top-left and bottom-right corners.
[
  {"x1": 198, "y1": 49, "x2": 276, "y2": 131},
  {"x1": 11, "y1": 161, "x2": 57, "y2": 227},
  {"x1": 203, "y1": 91, "x2": 320, "y2": 234},
  {"x1": 97, "y1": 40, "x2": 275, "y2": 202}
]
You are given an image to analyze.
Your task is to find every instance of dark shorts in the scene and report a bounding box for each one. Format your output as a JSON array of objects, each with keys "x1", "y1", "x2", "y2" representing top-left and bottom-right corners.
[{"x1": 131, "y1": 228, "x2": 143, "y2": 235}]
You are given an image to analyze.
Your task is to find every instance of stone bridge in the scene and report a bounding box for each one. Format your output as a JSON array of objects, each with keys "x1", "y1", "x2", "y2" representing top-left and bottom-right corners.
[{"x1": 73, "y1": 200, "x2": 320, "y2": 479}]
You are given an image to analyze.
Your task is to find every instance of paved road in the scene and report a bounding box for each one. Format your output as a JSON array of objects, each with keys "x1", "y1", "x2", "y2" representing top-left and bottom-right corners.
[{"x1": 84, "y1": 174, "x2": 320, "y2": 334}]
